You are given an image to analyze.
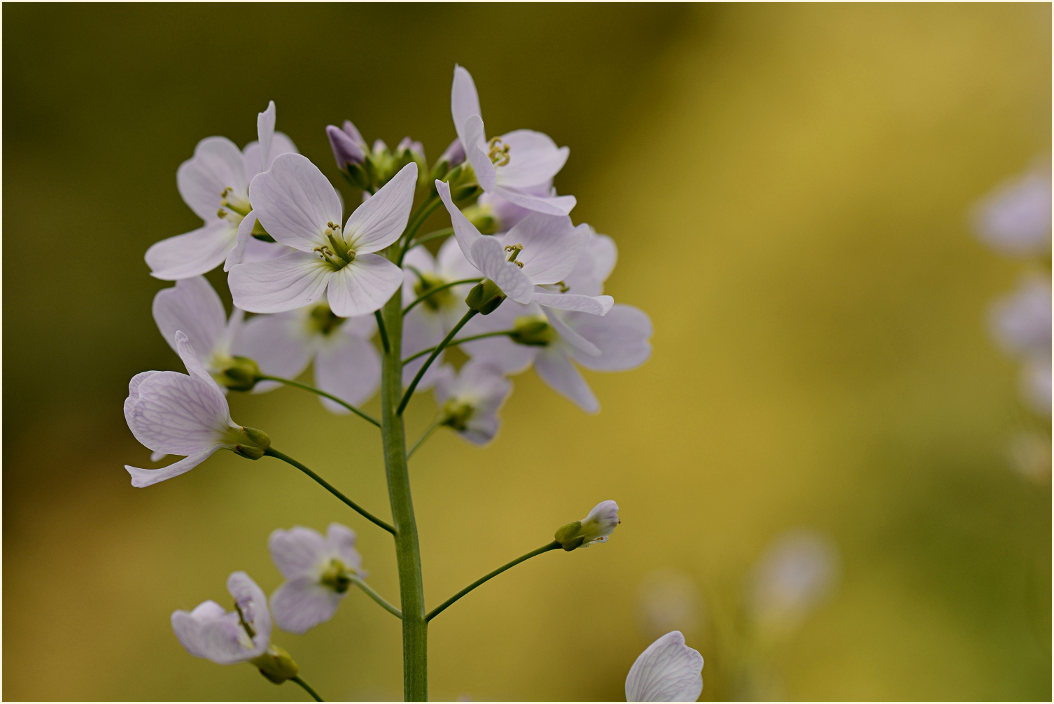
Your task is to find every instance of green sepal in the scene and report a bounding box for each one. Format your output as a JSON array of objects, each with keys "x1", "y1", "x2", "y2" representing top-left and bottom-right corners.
[
  {"x1": 465, "y1": 280, "x2": 505, "y2": 315},
  {"x1": 250, "y1": 219, "x2": 274, "y2": 243},
  {"x1": 554, "y1": 521, "x2": 586, "y2": 551},
  {"x1": 232, "y1": 426, "x2": 271, "y2": 460},
  {"x1": 216, "y1": 355, "x2": 261, "y2": 391},
  {"x1": 251, "y1": 644, "x2": 299, "y2": 684}
]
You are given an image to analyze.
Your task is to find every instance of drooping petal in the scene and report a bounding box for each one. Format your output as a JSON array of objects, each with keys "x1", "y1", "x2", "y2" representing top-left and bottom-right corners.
[
  {"x1": 532, "y1": 291, "x2": 614, "y2": 316},
  {"x1": 504, "y1": 213, "x2": 583, "y2": 285},
  {"x1": 436, "y1": 179, "x2": 485, "y2": 267},
  {"x1": 470, "y1": 238, "x2": 534, "y2": 304},
  {"x1": 494, "y1": 129, "x2": 570, "y2": 189},
  {"x1": 534, "y1": 348, "x2": 599, "y2": 413},
  {"x1": 236, "y1": 311, "x2": 316, "y2": 384},
  {"x1": 325, "y1": 254, "x2": 403, "y2": 317},
  {"x1": 177, "y1": 137, "x2": 248, "y2": 222},
  {"x1": 545, "y1": 308, "x2": 601, "y2": 357},
  {"x1": 171, "y1": 601, "x2": 251, "y2": 664},
  {"x1": 344, "y1": 162, "x2": 418, "y2": 253},
  {"x1": 270, "y1": 576, "x2": 343, "y2": 635},
  {"x1": 126, "y1": 450, "x2": 215, "y2": 488},
  {"x1": 124, "y1": 371, "x2": 232, "y2": 455},
  {"x1": 314, "y1": 335, "x2": 381, "y2": 411},
  {"x1": 268, "y1": 526, "x2": 329, "y2": 579},
  {"x1": 229, "y1": 250, "x2": 331, "y2": 314},
  {"x1": 493, "y1": 183, "x2": 575, "y2": 216},
  {"x1": 173, "y1": 330, "x2": 221, "y2": 390},
  {"x1": 227, "y1": 571, "x2": 271, "y2": 650},
  {"x1": 152, "y1": 277, "x2": 227, "y2": 361},
  {"x1": 146, "y1": 220, "x2": 239, "y2": 281},
  {"x1": 567, "y1": 305, "x2": 653, "y2": 371},
  {"x1": 249, "y1": 153, "x2": 341, "y2": 252},
  {"x1": 625, "y1": 631, "x2": 704, "y2": 702}
]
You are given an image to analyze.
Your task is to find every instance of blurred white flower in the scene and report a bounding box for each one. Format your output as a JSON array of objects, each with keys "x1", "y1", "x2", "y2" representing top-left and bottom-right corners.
[
  {"x1": 973, "y1": 159, "x2": 1052, "y2": 257},
  {"x1": 745, "y1": 531, "x2": 837, "y2": 635}
]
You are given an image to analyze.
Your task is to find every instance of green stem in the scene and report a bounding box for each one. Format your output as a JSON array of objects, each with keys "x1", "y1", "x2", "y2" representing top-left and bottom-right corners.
[
  {"x1": 264, "y1": 448, "x2": 395, "y2": 536},
  {"x1": 403, "y1": 278, "x2": 482, "y2": 315},
  {"x1": 401, "y1": 330, "x2": 514, "y2": 366},
  {"x1": 374, "y1": 310, "x2": 391, "y2": 355},
  {"x1": 398, "y1": 194, "x2": 442, "y2": 264},
  {"x1": 379, "y1": 269, "x2": 429, "y2": 700},
  {"x1": 349, "y1": 575, "x2": 403, "y2": 619},
  {"x1": 405, "y1": 227, "x2": 454, "y2": 253},
  {"x1": 257, "y1": 375, "x2": 380, "y2": 428},
  {"x1": 408, "y1": 417, "x2": 444, "y2": 460},
  {"x1": 397, "y1": 310, "x2": 478, "y2": 415},
  {"x1": 427, "y1": 541, "x2": 561, "y2": 622},
  {"x1": 290, "y1": 676, "x2": 324, "y2": 702}
]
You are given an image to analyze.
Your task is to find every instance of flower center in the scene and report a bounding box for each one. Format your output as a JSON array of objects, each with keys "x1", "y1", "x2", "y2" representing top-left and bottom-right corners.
[
  {"x1": 440, "y1": 399, "x2": 475, "y2": 431},
  {"x1": 504, "y1": 243, "x2": 524, "y2": 268},
  {"x1": 314, "y1": 222, "x2": 356, "y2": 271},
  {"x1": 307, "y1": 303, "x2": 346, "y2": 337},
  {"x1": 320, "y1": 558, "x2": 355, "y2": 593},
  {"x1": 216, "y1": 187, "x2": 251, "y2": 222},
  {"x1": 488, "y1": 137, "x2": 510, "y2": 167}
]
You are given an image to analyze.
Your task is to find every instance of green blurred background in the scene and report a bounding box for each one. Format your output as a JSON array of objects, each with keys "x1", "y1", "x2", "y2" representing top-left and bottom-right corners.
[{"x1": 3, "y1": 3, "x2": 1051, "y2": 701}]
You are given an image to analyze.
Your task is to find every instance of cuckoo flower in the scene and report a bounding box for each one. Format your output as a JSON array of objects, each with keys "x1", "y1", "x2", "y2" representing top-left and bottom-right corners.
[
  {"x1": 146, "y1": 102, "x2": 296, "y2": 279},
  {"x1": 171, "y1": 571, "x2": 272, "y2": 665},
  {"x1": 124, "y1": 331, "x2": 269, "y2": 487},
  {"x1": 973, "y1": 159, "x2": 1052, "y2": 257},
  {"x1": 152, "y1": 277, "x2": 247, "y2": 384},
  {"x1": 451, "y1": 65, "x2": 575, "y2": 215},
  {"x1": 230, "y1": 155, "x2": 417, "y2": 317},
  {"x1": 625, "y1": 631, "x2": 704, "y2": 702},
  {"x1": 432, "y1": 361, "x2": 512, "y2": 445},
  {"x1": 553, "y1": 500, "x2": 620, "y2": 550},
  {"x1": 436, "y1": 180, "x2": 611, "y2": 315},
  {"x1": 238, "y1": 304, "x2": 381, "y2": 413},
  {"x1": 268, "y1": 523, "x2": 365, "y2": 634}
]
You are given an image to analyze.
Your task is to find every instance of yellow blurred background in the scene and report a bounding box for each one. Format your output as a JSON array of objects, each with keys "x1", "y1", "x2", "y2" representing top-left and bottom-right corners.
[{"x1": 3, "y1": 4, "x2": 1050, "y2": 701}]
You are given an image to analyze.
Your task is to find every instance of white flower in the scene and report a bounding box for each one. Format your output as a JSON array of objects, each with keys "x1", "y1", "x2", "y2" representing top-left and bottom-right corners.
[
  {"x1": 268, "y1": 523, "x2": 365, "y2": 634},
  {"x1": 152, "y1": 276, "x2": 245, "y2": 379},
  {"x1": 451, "y1": 65, "x2": 575, "y2": 215},
  {"x1": 625, "y1": 631, "x2": 704, "y2": 702},
  {"x1": 433, "y1": 361, "x2": 512, "y2": 445},
  {"x1": 124, "y1": 331, "x2": 268, "y2": 487},
  {"x1": 171, "y1": 571, "x2": 271, "y2": 664},
  {"x1": 230, "y1": 154, "x2": 417, "y2": 317},
  {"x1": 237, "y1": 304, "x2": 380, "y2": 413},
  {"x1": 973, "y1": 159, "x2": 1052, "y2": 257},
  {"x1": 146, "y1": 101, "x2": 296, "y2": 279}
]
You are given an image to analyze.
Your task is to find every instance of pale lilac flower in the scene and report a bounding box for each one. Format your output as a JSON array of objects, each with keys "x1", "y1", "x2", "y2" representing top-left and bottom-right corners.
[
  {"x1": 450, "y1": 65, "x2": 575, "y2": 215},
  {"x1": 230, "y1": 155, "x2": 417, "y2": 317},
  {"x1": 625, "y1": 631, "x2": 704, "y2": 702},
  {"x1": 461, "y1": 302, "x2": 652, "y2": 413},
  {"x1": 171, "y1": 571, "x2": 271, "y2": 665},
  {"x1": 432, "y1": 361, "x2": 512, "y2": 445},
  {"x1": 146, "y1": 102, "x2": 296, "y2": 279},
  {"x1": 124, "y1": 331, "x2": 269, "y2": 487},
  {"x1": 152, "y1": 276, "x2": 245, "y2": 380},
  {"x1": 238, "y1": 304, "x2": 380, "y2": 413},
  {"x1": 268, "y1": 523, "x2": 364, "y2": 634},
  {"x1": 990, "y1": 275, "x2": 1052, "y2": 415},
  {"x1": 745, "y1": 531, "x2": 837, "y2": 635},
  {"x1": 554, "y1": 500, "x2": 620, "y2": 550},
  {"x1": 973, "y1": 160, "x2": 1052, "y2": 257},
  {"x1": 436, "y1": 180, "x2": 611, "y2": 315}
]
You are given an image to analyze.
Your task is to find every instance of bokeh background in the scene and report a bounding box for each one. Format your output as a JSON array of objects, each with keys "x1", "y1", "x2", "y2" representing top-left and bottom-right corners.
[{"x1": 3, "y1": 4, "x2": 1051, "y2": 701}]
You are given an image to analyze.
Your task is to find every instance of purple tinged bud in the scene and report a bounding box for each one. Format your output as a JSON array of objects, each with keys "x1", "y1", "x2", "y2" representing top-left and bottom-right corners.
[
  {"x1": 326, "y1": 122, "x2": 366, "y2": 168},
  {"x1": 439, "y1": 139, "x2": 465, "y2": 168},
  {"x1": 397, "y1": 137, "x2": 425, "y2": 158}
]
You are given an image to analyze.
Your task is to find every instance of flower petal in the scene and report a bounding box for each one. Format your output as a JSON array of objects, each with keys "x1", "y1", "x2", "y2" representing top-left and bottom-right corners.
[
  {"x1": 533, "y1": 291, "x2": 614, "y2": 316},
  {"x1": 146, "y1": 221, "x2": 238, "y2": 281},
  {"x1": 505, "y1": 213, "x2": 583, "y2": 285},
  {"x1": 270, "y1": 576, "x2": 343, "y2": 635},
  {"x1": 452, "y1": 65, "x2": 483, "y2": 149},
  {"x1": 493, "y1": 184, "x2": 575, "y2": 216},
  {"x1": 436, "y1": 179, "x2": 485, "y2": 268},
  {"x1": 177, "y1": 137, "x2": 247, "y2": 221},
  {"x1": 171, "y1": 602, "x2": 250, "y2": 664},
  {"x1": 229, "y1": 251, "x2": 331, "y2": 314},
  {"x1": 325, "y1": 254, "x2": 403, "y2": 317},
  {"x1": 126, "y1": 450, "x2": 214, "y2": 488},
  {"x1": 124, "y1": 371, "x2": 231, "y2": 455},
  {"x1": 470, "y1": 238, "x2": 534, "y2": 304},
  {"x1": 152, "y1": 277, "x2": 227, "y2": 361},
  {"x1": 227, "y1": 571, "x2": 271, "y2": 652},
  {"x1": 495, "y1": 129, "x2": 570, "y2": 189},
  {"x1": 534, "y1": 348, "x2": 598, "y2": 413},
  {"x1": 314, "y1": 334, "x2": 381, "y2": 410},
  {"x1": 248, "y1": 153, "x2": 341, "y2": 252},
  {"x1": 236, "y1": 311, "x2": 315, "y2": 384},
  {"x1": 625, "y1": 631, "x2": 704, "y2": 702},
  {"x1": 344, "y1": 162, "x2": 418, "y2": 253},
  {"x1": 269, "y1": 526, "x2": 328, "y2": 579},
  {"x1": 326, "y1": 523, "x2": 364, "y2": 574},
  {"x1": 567, "y1": 305, "x2": 653, "y2": 371}
]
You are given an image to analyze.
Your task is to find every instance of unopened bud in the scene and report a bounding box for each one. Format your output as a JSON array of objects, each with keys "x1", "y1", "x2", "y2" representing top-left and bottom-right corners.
[
  {"x1": 216, "y1": 355, "x2": 261, "y2": 392},
  {"x1": 554, "y1": 500, "x2": 620, "y2": 551},
  {"x1": 251, "y1": 644, "x2": 299, "y2": 684},
  {"x1": 465, "y1": 280, "x2": 506, "y2": 315},
  {"x1": 231, "y1": 426, "x2": 271, "y2": 460},
  {"x1": 326, "y1": 121, "x2": 367, "y2": 169}
]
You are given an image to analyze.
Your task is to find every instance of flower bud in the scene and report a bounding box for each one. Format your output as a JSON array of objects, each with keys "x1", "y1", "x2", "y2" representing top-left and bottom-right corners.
[
  {"x1": 231, "y1": 426, "x2": 271, "y2": 460},
  {"x1": 216, "y1": 355, "x2": 262, "y2": 392},
  {"x1": 433, "y1": 139, "x2": 466, "y2": 180},
  {"x1": 251, "y1": 644, "x2": 299, "y2": 684},
  {"x1": 554, "y1": 500, "x2": 620, "y2": 551},
  {"x1": 465, "y1": 280, "x2": 506, "y2": 315},
  {"x1": 326, "y1": 121, "x2": 366, "y2": 169}
]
